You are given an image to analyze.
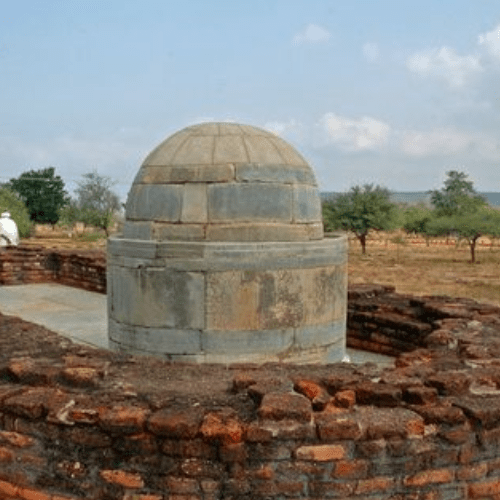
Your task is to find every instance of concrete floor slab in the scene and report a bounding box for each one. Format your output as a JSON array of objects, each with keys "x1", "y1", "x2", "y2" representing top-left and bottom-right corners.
[{"x1": 0, "y1": 283, "x2": 394, "y2": 366}]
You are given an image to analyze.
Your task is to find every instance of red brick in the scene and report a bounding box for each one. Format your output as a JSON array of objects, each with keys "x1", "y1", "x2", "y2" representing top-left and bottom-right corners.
[
  {"x1": 100, "y1": 469, "x2": 145, "y2": 489},
  {"x1": 246, "y1": 419, "x2": 315, "y2": 442},
  {"x1": 0, "y1": 479, "x2": 17, "y2": 497},
  {"x1": 99, "y1": 405, "x2": 150, "y2": 434},
  {"x1": 68, "y1": 407, "x2": 99, "y2": 424},
  {"x1": 254, "y1": 481, "x2": 304, "y2": 497},
  {"x1": 294, "y1": 379, "x2": 330, "y2": 409},
  {"x1": 148, "y1": 408, "x2": 203, "y2": 439},
  {"x1": 0, "y1": 431, "x2": 35, "y2": 448},
  {"x1": 334, "y1": 389, "x2": 356, "y2": 409},
  {"x1": 165, "y1": 477, "x2": 200, "y2": 494},
  {"x1": 2, "y1": 387, "x2": 57, "y2": 419},
  {"x1": 200, "y1": 412, "x2": 243, "y2": 444},
  {"x1": 404, "y1": 468, "x2": 455, "y2": 487},
  {"x1": 161, "y1": 438, "x2": 214, "y2": 459},
  {"x1": 258, "y1": 393, "x2": 312, "y2": 423},
  {"x1": 316, "y1": 413, "x2": 362, "y2": 441},
  {"x1": 0, "y1": 446, "x2": 14, "y2": 463},
  {"x1": 295, "y1": 444, "x2": 346, "y2": 461},
  {"x1": 457, "y1": 463, "x2": 487, "y2": 480},
  {"x1": 179, "y1": 459, "x2": 224, "y2": 479},
  {"x1": 309, "y1": 481, "x2": 355, "y2": 497},
  {"x1": 332, "y1": 459, "x2": 368, "y2": 479},
  {"x1": 122, "y1": 495, "x2": 163, "y2": 500},
  {"x1": 219, "y1": 442, "x2": 247, "y2": 463},
  {"x1": 61, "y1": 366, "x2": 100, "y2": 387},
  {"x1": 356, "y1": 477, "x2": 396, "y2": 494},
  {"x1": 18, "y1": 486, "x2": 51, "y2": 500},
  {"x1": 468, "y1": 478, "x2": 500, "y2": 498}
]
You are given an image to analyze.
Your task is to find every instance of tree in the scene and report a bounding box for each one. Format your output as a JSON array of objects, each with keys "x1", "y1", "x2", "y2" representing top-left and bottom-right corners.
[
  {"x1": 8, "y1": 167, "x2": 69, "y2": 224},
  {"x1": 322, "y1": 184, "x2": 397, "y2": 254},
  {"x1": 429, "y1": 170, "x2": 486, "y2": 216},
  {"x1": 426, "y1": 208, "x2": 500, "y2": 263},
  {"x1": 402, "y1": 204, "x2": 434, "y2": 246},
  {"x1": 0, "y1": 187, "x2": 33, "y2": 238},
  {"x1": 73, "y1": 171, "x2": 121, "y2": 236}
]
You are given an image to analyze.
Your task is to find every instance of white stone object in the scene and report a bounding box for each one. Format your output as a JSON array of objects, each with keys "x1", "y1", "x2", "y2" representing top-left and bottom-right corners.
[{"x1": 0, "y1": 212, "x2": 19, "y2": 246}]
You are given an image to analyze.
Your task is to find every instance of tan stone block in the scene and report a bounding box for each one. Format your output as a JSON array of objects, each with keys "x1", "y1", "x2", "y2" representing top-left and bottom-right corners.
[
  {"x1": 172, "y1": 134, "x2": 215, "y2": 164},
  {"x1": 213, "y1": 135, "x2": 248, "y2": 164},
  {"x1": 142, "y1": 129, "x2": 191, "y2": 166},
  {"x1": 152, "y1": 223, "x2": 205, "y2": 241},
  {"x1": 243, "y1": 135, "x2": 284, "y2": 164},
  {"x1": 138, "y1": 164, "x2": 234, "y2": 183},
  {"x1": 295, "y1": 444, "x2": 346, "y2": 461},
  {"x1": 181, "y1": 184, "x2": 208, "y2": 223}
]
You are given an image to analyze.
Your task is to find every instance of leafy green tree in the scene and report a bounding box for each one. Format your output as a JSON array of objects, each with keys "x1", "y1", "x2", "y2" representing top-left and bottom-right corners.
[
  {"x1": 73, "y1": 171, "x2": 121, "y2": 236},
  {"x1": 429, "y1": 170, "x2": 486, "y2": 216},
  {"x1": 8, "y1": 167, "x2": 69, "y2": 224},
  {"x1": 426, "y1": 208, "x2": 500, "y2": 263},
  {"x1": 0, "y1": 187, "x2": 33, "y2": 238},
  {"x1": 402, "y1": 204, "x2": 435, "y2": 246},
  {"x1": 322, "y1": 184, "x2": 397, "y2": 254}
]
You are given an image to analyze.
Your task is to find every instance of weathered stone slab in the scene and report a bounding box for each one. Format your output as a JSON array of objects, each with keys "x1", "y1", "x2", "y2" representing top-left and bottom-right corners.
[
  {"x1": 294, "y1": 321, "x2": 345, "y2": 349},
  {"x1": 110, "y1": 267, "x2": 204, "y2": 329},
  {"x1": 293, "y1": 185, "x2": 322, "y2": 223},
  {"x1": 201, "y1": 328, "x2": 294, "y2": 355},
  {"x1": 181, "y1": 184, "x2": 208, "y2": 223},
  {"x1": 268, "y1": 136, "x2": 309, "y2": 166},
  {"x1": 208, "y1": 184, "x2": 292, "y2": 222},
  {"x1": 109, "y1": 319, "x2": 202, "y2": 355},
  {"x1": 235, "y1": 164, "x2": 316, "y2": 185},
  {"x1": 152, "y1": 223, "x2": 205, "y2": 241},
  {"x1": 137, "y1": 165, "x2": 235, "y2": 184},
  {"x1": 205, "y1": 222, "x2": 313, "y2": 242},
  {"x1": 122, "y1": 221, "x2": 152, "y2": 240},
  {"x1": 126, "y1": 184, "x2": 182, "y2": 222}
]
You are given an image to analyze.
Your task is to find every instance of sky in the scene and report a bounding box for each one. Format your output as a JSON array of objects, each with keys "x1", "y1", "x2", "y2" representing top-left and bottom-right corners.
[{"x1": 1, "y1": 0, "x2": 500, "y2": 201}]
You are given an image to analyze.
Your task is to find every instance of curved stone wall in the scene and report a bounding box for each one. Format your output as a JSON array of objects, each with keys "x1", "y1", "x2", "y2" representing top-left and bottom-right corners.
[
  {"x1": 107, "y1": 235, "x2": 347, "y2": 363},
  {"x1": 0, "y1": 285, "x2": 500, "y2": 499}
]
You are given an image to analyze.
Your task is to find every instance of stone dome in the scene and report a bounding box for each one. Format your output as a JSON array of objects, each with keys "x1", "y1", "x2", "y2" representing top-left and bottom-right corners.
[{"x1": 123, "y1": 122, "x2": 323, "y2": 242}]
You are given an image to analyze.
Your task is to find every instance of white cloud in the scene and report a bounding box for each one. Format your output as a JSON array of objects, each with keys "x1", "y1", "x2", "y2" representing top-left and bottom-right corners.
[
  {"x1": 478, "y1": 23, "x2": 500, "y2": 59},
  {"x1": 406, "y1": 46, "x2": 482, "y2": 87},
  {"x1": 362, "y1": 42, "x2": 379, "y2": 63},
  {"x1": 292, "y1": 24, "x2": 331, "y2": 45},
  {"x1": 318, "y1": 113, "x2": 391, "y2": 151},
  {"x1": 264, "y1": 119, "x2": 301, "y2": 136}
]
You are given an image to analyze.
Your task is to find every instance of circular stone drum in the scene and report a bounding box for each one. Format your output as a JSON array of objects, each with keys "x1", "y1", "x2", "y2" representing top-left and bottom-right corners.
[{"x1": 107, "y1": 122, "x2": 347, "y2": 363}]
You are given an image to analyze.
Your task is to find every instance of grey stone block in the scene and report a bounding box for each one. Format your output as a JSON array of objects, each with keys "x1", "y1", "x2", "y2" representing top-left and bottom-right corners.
[
  {"x1": 138, "y1": 164, "x2": 235, "y2": 183},
  {"x1": 122, "y1": 221, "x2": 152, "y2": 240},
  {"x1": 293, "y1": 185, "x2": 322, "y2": 223},
  {"x1": 208, "y1": 183, "x2": 292, "y2": 222},
  {"x1": 181, "y1": 184, "x2": 208, "y2": 223},
  {"x1": 109, "y1": 319, "x2": 202, "y2": 355},
  {"x1": 235, "y1": 164, "x2": 316, "y2": 185},
  {"x1": 108, "y1": 237, "x2": 158, "y2": 259},
  {"x1": 294, "y1": 321, "x2": 345, "y2": 349},
  {"x1": 202, "y1": 328, "x2": 294, "y2": 354},
  {"x1": 126, "y1": 184, "x2": 183, "y2": 222},
  {"x1": 205, "y1": 222, "x2": 311, "y2": 242},
  {"x1": 109, "y1": 267, "x2": 204, "y2": 329},
  {"x1": 152, "y1": 223, "x2": 205, "y2": 241}
]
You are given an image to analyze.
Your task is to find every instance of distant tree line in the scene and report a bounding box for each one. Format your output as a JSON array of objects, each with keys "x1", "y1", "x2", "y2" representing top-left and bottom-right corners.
[
  {"x1": 0, "y1": 167, "x2": 121, "y2": 238},
  {"x1": 322, "y1": 170, "x2": 500, "y2": 263}
]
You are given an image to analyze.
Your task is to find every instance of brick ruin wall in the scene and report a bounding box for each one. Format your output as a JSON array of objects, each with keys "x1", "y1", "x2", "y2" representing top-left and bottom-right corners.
[
  {"x1": 0, "y1": 246, "x2": 106, "y2": 294},
  {"x1": 1, "y1": 247, "x2": 500, "y2": 498}
]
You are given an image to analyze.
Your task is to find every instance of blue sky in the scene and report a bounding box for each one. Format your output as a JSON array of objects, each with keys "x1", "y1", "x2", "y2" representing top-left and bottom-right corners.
[{"x1": 1, "y1": 0, "x2": 500, "y2": 200}]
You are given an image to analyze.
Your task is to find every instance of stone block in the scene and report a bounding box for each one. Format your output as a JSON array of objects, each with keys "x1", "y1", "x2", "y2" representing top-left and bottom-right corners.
[
  {"x1": 126, "y1": 184, "x2": 182, "y2": 221},
  {"x1": 294, "y1": 321, "x2": 345, "y2": 349},
  {"x1": 205, "y1": 222, "x2": 311, "y2": 242},
  {"x1": 122, "y1": 221, "x2": 152, "y2": 240},
  {"x1": 243, "y1": 135, "x2": 285, "y2": 164},
  {"x1": 293, "y1": 184, "x2": 322, "y2": 222},
  {"x1": 235, "y1": 164, "x2": 316, "y2": 185},
  {"x1": 109, "y1": 267, "x2": 204, "y2": 329},
  {"x1": 213, "y1": 135, "x2": 248, "y2": 164},
  {"x1": 208, "y1": 183, "x2": 292, "y2": 222},
  {"x1": 172, "y1": 135, "x2": 215, "y2": 165},
  {"x1": 201, "y1": 328, "x2": 294, "y2": 355},
  {"x1": 152, "y1": 222, "x2": 205, "y2": 241},
  {"x1": 181, "y1": 184, "x2": 208, "y2": 223},
  {"x1": 109, "y1": 319, "x2": 202, "y2": 355},
  {"x1": 137, "y1": 164, "x2": 235, "y2": 183}
]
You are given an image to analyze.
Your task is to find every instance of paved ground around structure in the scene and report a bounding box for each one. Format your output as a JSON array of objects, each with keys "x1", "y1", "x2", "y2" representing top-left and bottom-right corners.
[{"x1": 0, "y1": 283, "x2": 394, "y2": 366}]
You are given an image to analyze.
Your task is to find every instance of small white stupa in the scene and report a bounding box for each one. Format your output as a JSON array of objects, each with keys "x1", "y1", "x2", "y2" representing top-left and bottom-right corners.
[{"x1": 0, "y1": 212, "x2": 20, "y2": 246}]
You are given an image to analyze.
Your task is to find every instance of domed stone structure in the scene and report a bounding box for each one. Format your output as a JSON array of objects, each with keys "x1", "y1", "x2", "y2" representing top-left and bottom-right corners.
[
  {"x1": 108, "y1": 122, "x2": 347, "y2": 364},
  {"x1": 123, "y1": 122, "x2": 323, "y2": 242}
]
